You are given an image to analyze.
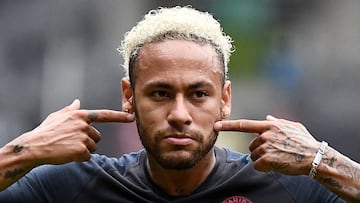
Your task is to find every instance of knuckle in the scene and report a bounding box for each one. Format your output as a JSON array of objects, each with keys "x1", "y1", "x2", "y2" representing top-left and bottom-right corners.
[
  {"x1": 68, "y1": 110, "x2": 89, "y2": 122},
  {"x1": 238, "y1": 120, "x2": 245, "y2": 129},
  {"x1": 77, "y1": 133, "x2": 90, "y2": 143},
  {"x1": 76, "y1": 145, "x2": 88, "y2": 154},
  {"x1": 261, "y1": 155, "x2": 273, "y2": 163},
  {"x1": 74, "y1": 145, "x2": 90, "y2": 159},
  {"x1": 76, "y1": 152, "x2": 91, "y2": 162},
  {"x1": 76, "y1": 122, "x2": 90, "y2": 131},
  {"x1": 70, "y1": 110, "x2": 83, "y2": 119},
  {"x1": 257, "y1": 145, "x2": 267, "y2": 154},
  {"x1": 270, "y1": 123, "x2": 280, "y2": 130},
  {"x1": 258, "y1": 134, "x2": 268, "y2": 143},
  {"x1": 81, "y1": 152, "x2": 91, "y2": 161},
  {"x1": 253, "y1": 160, "x2": 267, "y2": 172},
  {"x1": 294, "y1": 122, "x2": 303, "y2": 128}
]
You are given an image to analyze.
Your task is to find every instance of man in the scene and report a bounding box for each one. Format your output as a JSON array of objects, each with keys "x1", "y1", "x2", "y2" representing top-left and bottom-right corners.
[{"x1": 0, "y1": 6, "x2": 359, "y2": 203}]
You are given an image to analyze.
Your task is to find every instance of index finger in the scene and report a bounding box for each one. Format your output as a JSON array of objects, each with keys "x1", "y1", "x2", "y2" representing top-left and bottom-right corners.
[
  {"x1": 214, "y1": 119, "x2": 271, "y2": 133},
  {"x1": 85, "y1": 110, "x2": 135, "y2": 123}
]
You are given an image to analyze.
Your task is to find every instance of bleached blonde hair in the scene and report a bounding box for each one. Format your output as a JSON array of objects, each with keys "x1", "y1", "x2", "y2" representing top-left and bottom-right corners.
[{"x1": 118, "y1": 6, "x2": 233, "y2": 80}]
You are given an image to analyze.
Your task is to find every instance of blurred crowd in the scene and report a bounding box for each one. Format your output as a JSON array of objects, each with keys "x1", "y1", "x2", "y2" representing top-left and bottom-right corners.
[{"x1": 0, "y1": 0, "x2": 359, "y2": 161}]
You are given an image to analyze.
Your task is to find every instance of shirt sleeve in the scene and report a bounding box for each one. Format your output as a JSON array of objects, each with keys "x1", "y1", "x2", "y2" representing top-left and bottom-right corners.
[{"x1": 0, "y1": 158, "x2": 101, "y2": 203}]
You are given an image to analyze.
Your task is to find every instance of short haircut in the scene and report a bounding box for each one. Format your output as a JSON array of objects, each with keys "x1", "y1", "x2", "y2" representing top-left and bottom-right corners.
[{"x1": 118, "y1": 6, "x2": 234, "y2": 82}]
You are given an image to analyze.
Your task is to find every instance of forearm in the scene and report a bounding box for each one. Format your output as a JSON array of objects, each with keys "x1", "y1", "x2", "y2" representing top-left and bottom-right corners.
[
  {"x1": 316, "y1": 145, "x2": 360, "y2": 203},
  {"x1": 0, "y1": 133, "x2": 36, "y2": 191}
]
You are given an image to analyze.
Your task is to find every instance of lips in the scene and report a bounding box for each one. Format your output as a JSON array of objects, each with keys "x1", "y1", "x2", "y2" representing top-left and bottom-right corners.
[{"x1": 163, "y1": 134, "x2": 195, "y2": 145}]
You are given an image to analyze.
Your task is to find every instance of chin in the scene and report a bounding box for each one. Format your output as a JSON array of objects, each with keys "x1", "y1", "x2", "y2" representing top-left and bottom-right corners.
[
  {"x1": 152, "y1": 147, "x2": 212, "y2": 170},
  {"x1": 158, "y1": 152, "x2": 198, "y2": 170}
]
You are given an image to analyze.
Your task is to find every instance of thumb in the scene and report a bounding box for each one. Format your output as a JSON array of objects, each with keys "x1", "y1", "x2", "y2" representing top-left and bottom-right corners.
[
  {"x1": 56, "y1": 99, "x2": 80, "y2": 113},
  {"x1": 69, "y1": 99, "x2": 81, "y2": 110},
  {"x1": 266, "y1": 115, "x2": 277, "y2": 121}
]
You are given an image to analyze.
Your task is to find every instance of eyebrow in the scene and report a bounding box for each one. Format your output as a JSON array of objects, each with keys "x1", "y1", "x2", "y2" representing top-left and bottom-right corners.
[
  {"x1": 145, "y1": 81, "x2": 214, "y2": 90},
  {"x1": 145, "y1": 81, "x2": 172, "y2": 89},
  {"x1": 188, "y1": 81, "x2": 214, "y2": 89}
]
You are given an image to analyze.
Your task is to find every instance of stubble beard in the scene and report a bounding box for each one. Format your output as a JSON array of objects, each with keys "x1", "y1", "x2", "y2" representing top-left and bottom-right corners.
[{"x1": 135, "y1": 113, "x2": 218, "y2": 170}]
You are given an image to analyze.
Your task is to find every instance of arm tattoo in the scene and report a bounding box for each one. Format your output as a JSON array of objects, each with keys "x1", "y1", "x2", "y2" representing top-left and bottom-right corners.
[
  {"x1": 337, "y1": 164, "x2": 360, "y2": 180},
  {"x1": 337, "y1": 164, "x2": 353, "y2": 179},
  {"x1": 322, "y1": 178, "x2": 343, "y2": 189},
  {"x1": 4, "y1": 168, "x2": 25, "y2": 180}
]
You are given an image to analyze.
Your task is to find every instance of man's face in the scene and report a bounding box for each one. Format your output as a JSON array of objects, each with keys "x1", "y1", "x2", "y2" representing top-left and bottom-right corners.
[{"x1": 130, "y1": 40, "x2": 229, "y2": 170}]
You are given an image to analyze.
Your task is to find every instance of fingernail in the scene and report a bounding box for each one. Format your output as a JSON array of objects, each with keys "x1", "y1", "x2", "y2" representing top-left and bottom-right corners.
[
  {"x1": 70, "y1": 99, "x2": 80, "y2": 109},
  {"x1": 127, "y1": 113, "x2": 135, "y2": 121},
  {"x1": 266, "y1": 115, "x2": 276, "y2": 120},
  {"x1": 213, "y1": 122, "x2": 222, "y2": 131}
]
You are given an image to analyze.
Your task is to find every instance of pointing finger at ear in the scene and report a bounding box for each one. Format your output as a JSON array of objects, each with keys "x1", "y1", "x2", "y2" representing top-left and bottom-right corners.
[
  {"x1": 214, "y1": 119, "x2": 271, "y2": 134},
  {"x1": 85, "y1": 110, "x2": 135, "y2": 123}
]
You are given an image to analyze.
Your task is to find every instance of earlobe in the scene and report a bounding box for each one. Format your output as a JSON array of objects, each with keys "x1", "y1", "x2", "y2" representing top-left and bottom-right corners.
[{"x1": 221, "y1": 111, "x2": 228, "y2": 119}]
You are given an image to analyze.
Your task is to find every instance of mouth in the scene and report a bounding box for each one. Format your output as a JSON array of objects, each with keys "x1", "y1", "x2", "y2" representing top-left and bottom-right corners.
[{"x1": 163, "y1": 134, "x2": 195, "y2": 145}]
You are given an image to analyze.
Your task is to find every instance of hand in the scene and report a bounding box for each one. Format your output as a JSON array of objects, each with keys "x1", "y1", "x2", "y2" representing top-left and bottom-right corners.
[
  {"x1": 214, "y1": 115, "x2": 321, "y2": 175},
  {"x1": 11, "y1": 99, "x2": 135, "y2": 166}
]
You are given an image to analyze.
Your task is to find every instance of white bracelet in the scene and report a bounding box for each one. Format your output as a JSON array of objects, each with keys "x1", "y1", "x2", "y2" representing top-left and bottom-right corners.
[{"x1": 309, "y1": 141, "x2": 328, "y2": 179}]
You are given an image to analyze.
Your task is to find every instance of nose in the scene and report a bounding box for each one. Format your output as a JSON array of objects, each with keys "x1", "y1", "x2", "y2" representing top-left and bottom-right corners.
[{"x1": 167, "y1": 95, "x2": 192, "y2": 128}]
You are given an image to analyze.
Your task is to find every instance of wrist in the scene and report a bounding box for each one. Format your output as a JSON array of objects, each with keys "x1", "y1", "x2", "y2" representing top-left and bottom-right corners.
[
  {"x1": 3, "y1": 131, "x2": 41, "y2": 169},
  {"x1": 0, "y1": 135, "x2": 37, "y2": 191},
  {"x1": 309, "y1": 141, "x2": 328, "y2": 179}
]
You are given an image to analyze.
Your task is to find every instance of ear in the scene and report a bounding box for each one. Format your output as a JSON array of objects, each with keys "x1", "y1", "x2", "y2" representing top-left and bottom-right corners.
[
  {"x1": 221, "y1": 80, "x2": 231, "y2": 119},
  {"x1": 121, "y1": 77, "x2": 134, "y2": 113}
]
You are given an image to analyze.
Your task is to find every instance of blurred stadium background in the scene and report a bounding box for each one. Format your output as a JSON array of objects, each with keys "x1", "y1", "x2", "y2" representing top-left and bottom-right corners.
[{"x1": 1, "y1": 0, "x2": 359, "y2": 162}]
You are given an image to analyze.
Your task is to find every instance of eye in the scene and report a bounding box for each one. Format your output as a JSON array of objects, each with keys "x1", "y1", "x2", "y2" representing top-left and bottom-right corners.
[
  {"x1": 152, "y1": 90, "x2": 169, "y2": 98},
  {"x1": 193, "y1": 91, "x2": 208, "y2": 98}
]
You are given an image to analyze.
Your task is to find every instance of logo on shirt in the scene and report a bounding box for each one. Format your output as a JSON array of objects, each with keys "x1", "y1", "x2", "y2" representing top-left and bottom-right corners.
[{"x1": 222, "y1": 196, "x2": 252, "y2": 203}]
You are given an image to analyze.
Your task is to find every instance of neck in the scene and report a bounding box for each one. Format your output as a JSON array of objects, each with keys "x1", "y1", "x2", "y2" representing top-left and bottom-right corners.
[{"x1": 147, "y1": 148, "x2": 216, "y2": 196}]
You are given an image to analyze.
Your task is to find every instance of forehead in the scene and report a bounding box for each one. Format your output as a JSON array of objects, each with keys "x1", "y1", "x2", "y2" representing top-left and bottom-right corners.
[{"x1": 134, "y1": 40, "x2": 223, "y2": 86}]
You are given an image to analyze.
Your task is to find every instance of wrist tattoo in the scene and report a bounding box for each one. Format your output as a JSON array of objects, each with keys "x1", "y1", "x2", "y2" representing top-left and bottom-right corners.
[
  {"x1": 12, "y1": 145, "x2": 23, "y2": 153},
  {"x1": 323, "y1": 149, "x2": 337, "y2": 167}
]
